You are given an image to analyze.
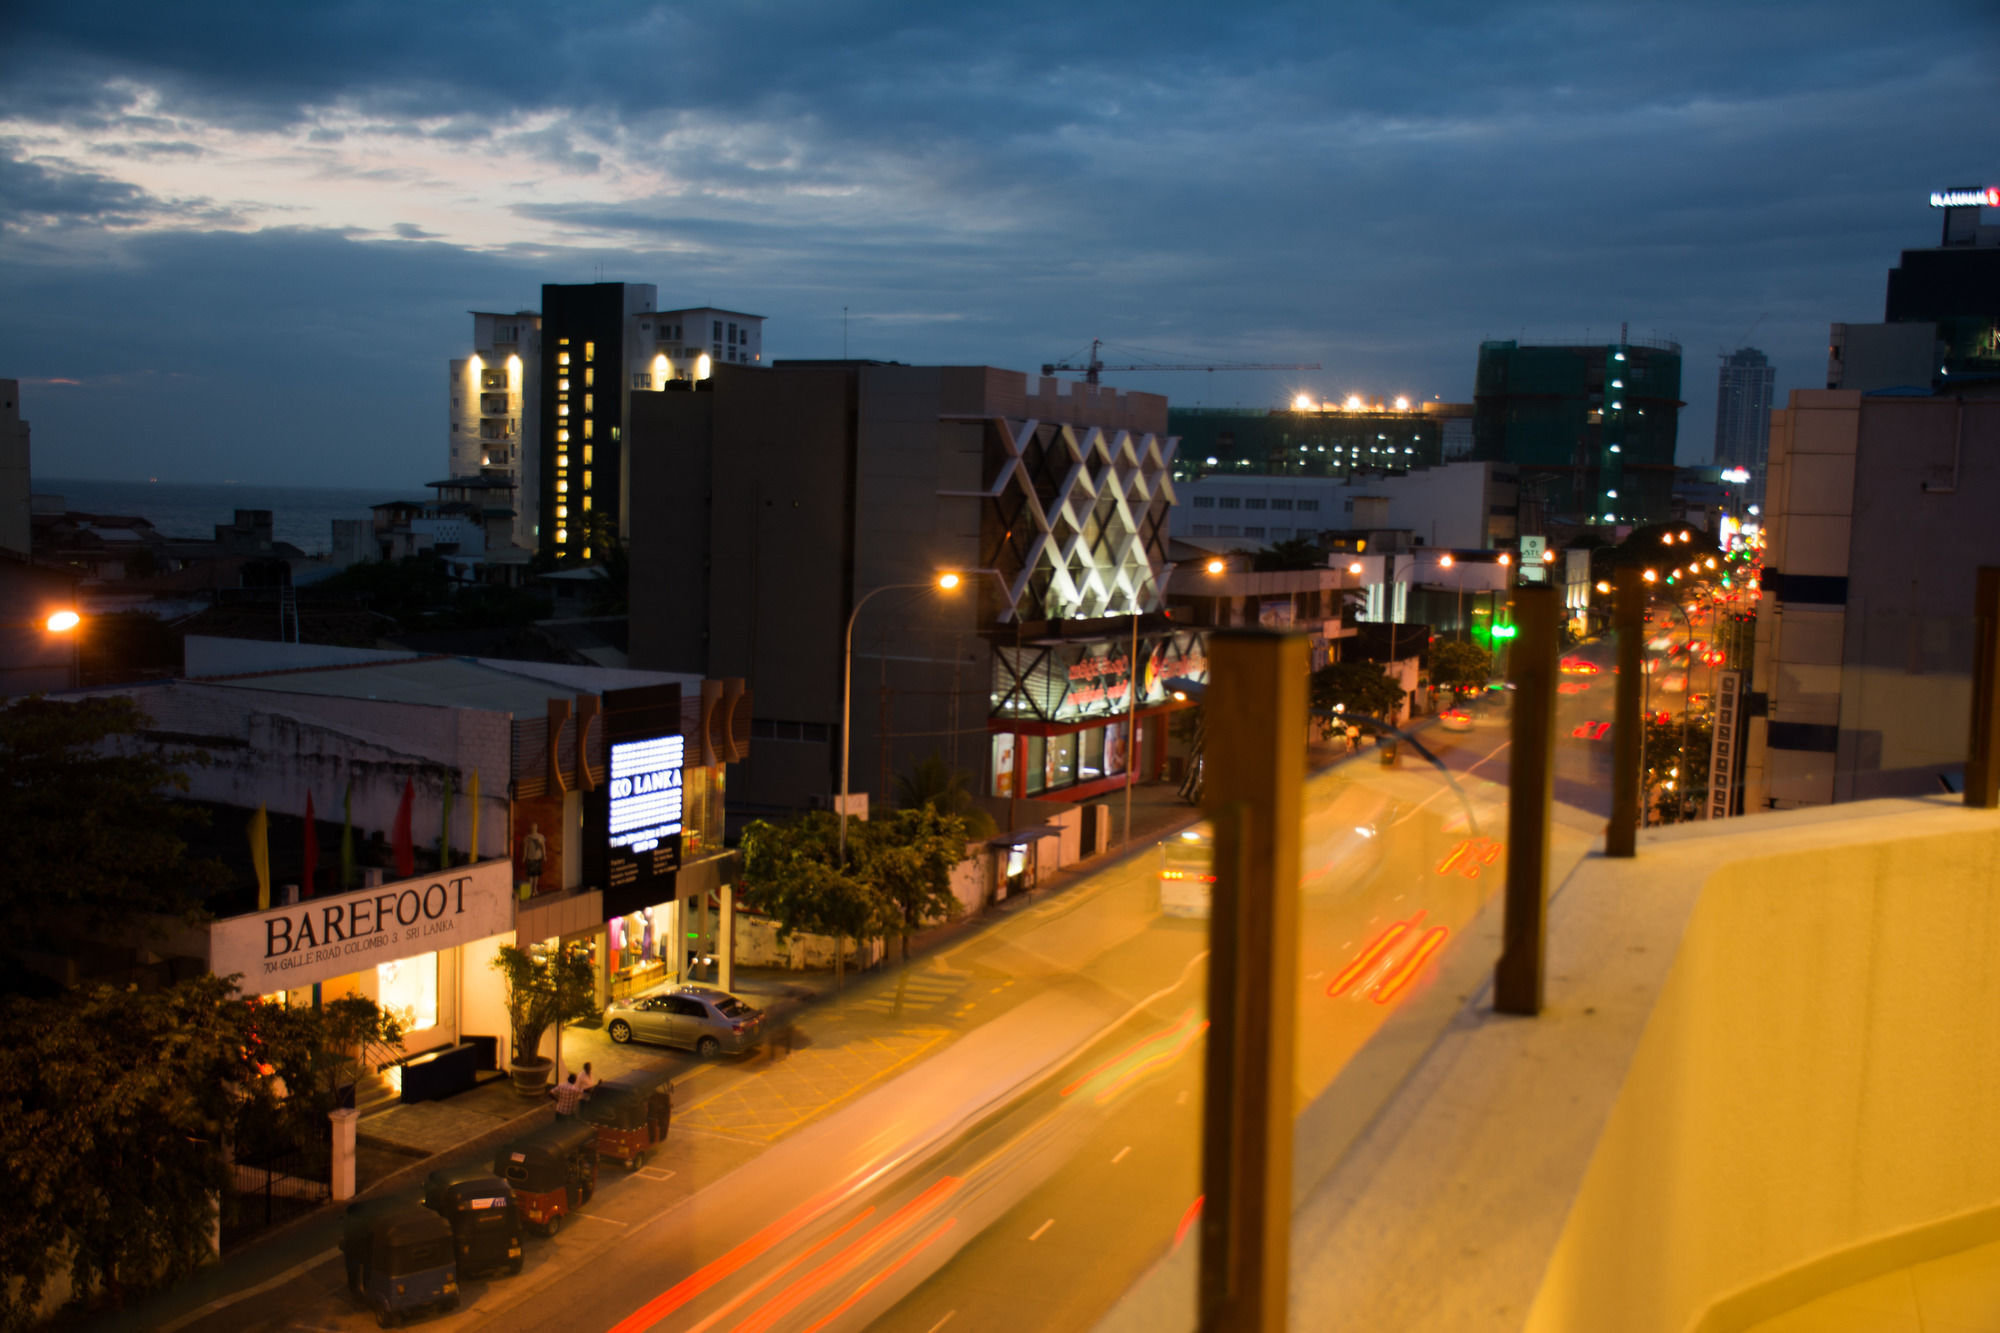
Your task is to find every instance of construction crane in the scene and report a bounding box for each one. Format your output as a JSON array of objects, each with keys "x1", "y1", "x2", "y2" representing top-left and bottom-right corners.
[{"x1": 1042, "y1": 338, "x2": 1320, "y2": 385}]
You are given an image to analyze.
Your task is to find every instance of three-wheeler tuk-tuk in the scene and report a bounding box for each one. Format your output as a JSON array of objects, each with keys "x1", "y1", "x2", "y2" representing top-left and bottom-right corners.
[
  {"x1": 340, "y1": 1200, "x2": 459, "y2": 1327},
  {"x1": 493, "y1": 1118, "x2": 598, "y2": 1236},
  {"x1": 421, "y1": 1165, "x2": 524, "y2": 1277},
  {"x1": 582, "y1": 1071, "x2": 672, "y2": 1170}
]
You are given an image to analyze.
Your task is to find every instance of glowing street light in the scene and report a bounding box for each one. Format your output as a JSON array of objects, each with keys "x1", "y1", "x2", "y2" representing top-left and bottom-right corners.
[
  {"x1": 1204, "y1": 557, "x2": 1226, "y2": 575},
  {"x1": 44, "y1": 609, "x2": 81, "y2": 633}
]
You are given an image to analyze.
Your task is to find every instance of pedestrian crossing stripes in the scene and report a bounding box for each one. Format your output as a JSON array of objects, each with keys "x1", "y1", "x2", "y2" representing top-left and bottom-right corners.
[{"x1": 848, "y1": 971, "x2": 972, "y2": 1015}]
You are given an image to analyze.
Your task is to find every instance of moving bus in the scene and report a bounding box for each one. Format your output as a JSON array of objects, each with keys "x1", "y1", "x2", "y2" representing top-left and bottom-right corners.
[{"x1": 1158, "y1": 827, "x2": 1215, "y2": 918}]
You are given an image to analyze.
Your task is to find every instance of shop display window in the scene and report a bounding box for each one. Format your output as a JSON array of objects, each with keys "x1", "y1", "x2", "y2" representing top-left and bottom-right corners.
[
  {"x1": 992, "y1": 734, "x2": 1016, "y2": 797},
  {"x1": 1105, "y1": 720, "x2": 1127, "y2": 776},
  {"x1": 1046, "y1": 733, "x2": 1076, "y2": 790},
  {"x1": 377, "y1": 953, "x2": 439, "y2": 1033},
  {"x1": 1024, "y1": 735, "x2": 1047, "y2": 794},
  {"x1": 1079, "y1": 727, "x2": 1106, "y2": 782}
]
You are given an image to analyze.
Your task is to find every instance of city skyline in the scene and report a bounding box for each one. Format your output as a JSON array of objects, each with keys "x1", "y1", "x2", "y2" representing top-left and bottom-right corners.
[{"x1": 0, "y1": 0, "x2": 1993, "y2": 486}]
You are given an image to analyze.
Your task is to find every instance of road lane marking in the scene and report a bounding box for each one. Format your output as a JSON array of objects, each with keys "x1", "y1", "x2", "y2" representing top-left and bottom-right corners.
[
  {"x1": 1112, "y1": 1145, "x2": 1131, "y2": 1164},
  {"x1": 1029, "y1": 1218, "x2": 1055, "y2": 1241},
  {"x1": 580, "y1": 1213, "x2": 632, "y2": 1226},
  {"x1": 927, "y1": 1314, "x2": 956, "y2": 1332}
]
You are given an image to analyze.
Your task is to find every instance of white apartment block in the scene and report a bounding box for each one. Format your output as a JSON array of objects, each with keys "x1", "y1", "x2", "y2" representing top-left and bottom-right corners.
[
  {"x1": 448, "y1": 312, "x2": 541, "y2": 551},
  {"x1": 1171, "y1": 460, "x2": 1518, "y2": 551}
]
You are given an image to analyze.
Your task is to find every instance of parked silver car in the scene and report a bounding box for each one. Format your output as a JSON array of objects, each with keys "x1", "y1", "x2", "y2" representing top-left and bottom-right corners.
[{"x1": 604, "y1": 986, "x2": 764, "y2": 1058}]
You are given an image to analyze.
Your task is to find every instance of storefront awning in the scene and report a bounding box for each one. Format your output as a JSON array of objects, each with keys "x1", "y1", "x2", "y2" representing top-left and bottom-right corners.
[{"x1": 986, "y1": 826, "x2": 1065, "y2": 848}]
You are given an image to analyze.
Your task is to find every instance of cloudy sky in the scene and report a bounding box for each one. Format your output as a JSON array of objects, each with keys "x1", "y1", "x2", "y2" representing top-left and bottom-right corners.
[{"x1": 1, "y1": 0, "x2": 1994, "y2": 486}]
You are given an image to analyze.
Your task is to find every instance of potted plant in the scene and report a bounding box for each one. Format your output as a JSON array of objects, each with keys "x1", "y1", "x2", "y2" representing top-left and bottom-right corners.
[{"x1": 491, "y1": 944, "x2": 600, "y2": 1096}]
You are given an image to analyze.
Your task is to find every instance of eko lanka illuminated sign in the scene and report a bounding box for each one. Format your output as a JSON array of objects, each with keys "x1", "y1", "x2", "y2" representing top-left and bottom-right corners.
[
  {"x1": 1931, "y1": 187, "x2": 1999, "y2": 208},
  {"x1": 608, "y1": 733, "x2": 683, "y2": 890},
  {"x1": 210, "y1": 860, "x2": 515, "y2": 994}
]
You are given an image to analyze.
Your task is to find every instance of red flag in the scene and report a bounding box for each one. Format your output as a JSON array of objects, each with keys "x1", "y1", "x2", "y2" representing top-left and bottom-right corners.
[
  {"x1": 302, "y1": 791, "x2": 318, "y2": 898},
  {"x1": 392, "y1": 778, "x2": 415, "y2": 877}
]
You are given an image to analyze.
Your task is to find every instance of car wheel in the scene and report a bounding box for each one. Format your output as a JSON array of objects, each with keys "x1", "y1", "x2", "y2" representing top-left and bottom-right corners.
[
  {"x1": 608, "y1": 1020, "x2": 632, "y2": 1044},
  {"x1": 544, "y1": 1214, "x2": 561, "y2": 1238},
  {"x1": 346, "y1": 1258, "x2": 362, "y2": 1293},
  {"x1": 697, "y1": 1036, "x2": 721, "y2": 1059},
  {"x1": 508, "y1": 1257, "x2": 524, "y2": 1276},
  {"x1": 626, "y1": 1154, "x2": 641, "y2": 1172},
  {"x1": 445, "y1": 1296, "x2": 460, "y2": 1312},
  {"x1": 376, "y1": 1312, "x2": 397, "y2": 1329}
]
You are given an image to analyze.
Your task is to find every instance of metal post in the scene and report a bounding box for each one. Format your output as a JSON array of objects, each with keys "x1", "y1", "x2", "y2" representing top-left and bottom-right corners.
[
  {"x1": 1123, "y1": 608, "x2": 1139, "y2": 846},
  {"x1": 1495, "y1": 583, "x2": 1558, "y2": 1016},
  {"x1": 1968, "y1": 567, "x2": 2000, "y2": 808},
  {"x1": 1607, "y1": 566, "x2": 1643, "y2": 856},
  {"x1": 1198, "y1": 630, "x2": 1307, "y2": 1333}
]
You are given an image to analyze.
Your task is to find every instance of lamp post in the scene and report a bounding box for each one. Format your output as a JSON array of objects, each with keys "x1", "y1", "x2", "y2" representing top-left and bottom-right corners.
[
  {"x1": 839, "y1": 575, "x2": 964, "y2": 866},
  {"x1": 1123, "y1": 556, "x2": 1226, "y2": 847},
  {"x1": 3, "y1": 606, "x2": 83, "y2": 692}
]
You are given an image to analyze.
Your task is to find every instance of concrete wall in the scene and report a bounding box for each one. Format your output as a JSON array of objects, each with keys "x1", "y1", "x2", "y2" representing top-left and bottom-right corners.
[
  {"x1": 1526, "y1": 802, "x2": 2000, "y2": 1332},
  {"x1": 1172, "y1": 461, "x2": 1512, "y2": 550}
]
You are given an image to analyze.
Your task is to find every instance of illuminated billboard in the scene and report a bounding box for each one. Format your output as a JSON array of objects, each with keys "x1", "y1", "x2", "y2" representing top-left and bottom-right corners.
[{"x1": 608, "y1": 733, "x2": 683, "y2": 891}]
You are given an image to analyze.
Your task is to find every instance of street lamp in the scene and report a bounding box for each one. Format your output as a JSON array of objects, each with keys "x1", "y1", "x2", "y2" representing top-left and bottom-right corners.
[{"x1": 839, "y1": 574, "x2": 966, "y2": 865}]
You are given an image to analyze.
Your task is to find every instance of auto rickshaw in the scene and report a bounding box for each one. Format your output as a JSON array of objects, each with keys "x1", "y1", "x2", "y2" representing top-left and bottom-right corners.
[
  {"x1": 421, "y1": 1165, "x2": 524, "y2": 1277},
  {"x1": 582, "y1": 1071, "x2": 672, "y2": 1170},
  {"x1": 493, "y1": 1118, "x2": 598, "y2": 1236},
  {"x1": 340, "y1": 1200, "x2": 458, "y2": 1327}
]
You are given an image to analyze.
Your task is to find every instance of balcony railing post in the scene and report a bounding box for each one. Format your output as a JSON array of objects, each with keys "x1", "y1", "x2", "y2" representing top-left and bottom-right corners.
[
  {"x1": 1198, "y1": 629, "x2": 1307, "y2": 1333},
  {"x1": 1608, "y1": 565, "x2": 1645, "y2": 855},
  {"x1": 1967, "y1": 567, "x2": 2000, "y2": 809},
  {"x1": 1496, "y1": 582, "x2": 1559, "y2": 1016}
]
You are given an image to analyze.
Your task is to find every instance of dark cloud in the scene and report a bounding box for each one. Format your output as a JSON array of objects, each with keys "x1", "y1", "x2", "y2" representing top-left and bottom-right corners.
[{"x1": 0, "y1": 0, "x2": 1995, "y2": 483}]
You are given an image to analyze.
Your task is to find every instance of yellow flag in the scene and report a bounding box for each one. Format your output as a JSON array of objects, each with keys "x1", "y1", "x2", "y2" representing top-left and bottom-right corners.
[
  {"x1": 468, "y1": 770, "x2": 481, "y2": 864},
  {"x1": 249, "y1": 803, "x2": 271, "y2": 910}
]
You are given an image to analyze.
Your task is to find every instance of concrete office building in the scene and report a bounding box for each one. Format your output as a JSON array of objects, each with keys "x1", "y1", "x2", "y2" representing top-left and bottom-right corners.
[
  {"x1": 1827, "y1": 201, "x2": 2000, "y2": 395},
  {"x1": 1714, "y1": 348, "x2": 1775, "y2": 503},
  {"x1": 1171, "y1": 460, "x2": 1517, "y2": 552},
  {"x1": 448, "y1": 286, "x2": 765, "y2": 562},
  {"x1": 1473, "y1": 336, "x2": 1684, "y2": 525},
  {"x1": 628, "y1": 363, "x2": 1197, "y2": 815},
  {"x1": 1743, "y1": 387, "x2": 2000, "y2": 809}
]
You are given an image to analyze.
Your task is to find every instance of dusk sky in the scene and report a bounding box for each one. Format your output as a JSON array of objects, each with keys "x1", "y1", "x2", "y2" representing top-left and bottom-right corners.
[{"x1": 2, "y1": 0, "x2": 1994, "y2": 487}]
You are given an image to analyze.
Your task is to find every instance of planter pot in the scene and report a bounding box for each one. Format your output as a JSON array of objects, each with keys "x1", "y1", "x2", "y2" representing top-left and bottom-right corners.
[{"x1": 508, "y1": 1056, "x2": 553, "y2": 1097}]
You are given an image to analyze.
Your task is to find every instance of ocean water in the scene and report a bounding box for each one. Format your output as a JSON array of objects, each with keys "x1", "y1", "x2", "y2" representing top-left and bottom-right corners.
[{"x1": 38, "y1": 478, "x2": 432, "y2": 556}]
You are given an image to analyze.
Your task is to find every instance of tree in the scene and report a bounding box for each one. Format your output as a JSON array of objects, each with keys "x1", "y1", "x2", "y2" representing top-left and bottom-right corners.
[
  {"x1": 240, "y1": 996, "x2": 404, "y2": 1161},
  {"x1": 893, "y1": 752, "x2": 997, "y2": 839},
  {"x1": 1429, "y1": 640, "x2": 1493, "y2": 698},
  {"x1": 1308, "y1": 660, "x2": 1407, "y2": 737},
  {"x1": 1250, "y1": 538, "x2": 1326, "y2": 572},
  {"x1": 0, "y1": 976, "x2": 280, "y2": 1327},
  {"x1": 490, "y1": 945, "x2": 600, "y2": 1070},
  {"x1": 0, "y1": 696, "x2": 225, "y2": 994},
  {"x1": 852, "y1": 806, "x2": 969, "y2": 964},
  {"x1": 740, "y1": 812, "x2": 890, "y2": 988},
  {"x1": 1644, "y1": 713, "x2": 1712, "y2": 825},
  {"x1": 584, "y1": 513, "x2": 629, "y2": 616}
]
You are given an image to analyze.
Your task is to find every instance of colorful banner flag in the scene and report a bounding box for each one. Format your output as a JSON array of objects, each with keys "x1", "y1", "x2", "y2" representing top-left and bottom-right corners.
[
  {"x1": 248, "y1": 803, "x2": 270, "y2": 911},
  {"x1": 302, "y1": 790, "x2": 318, "y2": 899},
  {"x1": 392, "y1": 777, "x2": 415, "y2": 878},
  {"x1": 340, "y1": 781, "x2": 355, "y2": 891}
]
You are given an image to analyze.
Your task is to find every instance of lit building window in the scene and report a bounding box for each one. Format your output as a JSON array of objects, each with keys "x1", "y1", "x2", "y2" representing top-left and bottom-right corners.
[
  {"x1": 557, "y1": 428, "x2": 569, "y2": 443},
  {"x1": 583, "y1": 420, "x2": 593, "y2": 439},
  {"x1": 556, "y1": 527, "x2": 567, "y2": 543},
  {"x1": 559, "y1": 404, "x2": 569, "y2": 417},
  {"x1": 584, "y1": 394, "x2": 593, "y2": 413},
  {"x1": 378, "y1": 953, "x2": 438, "y2": 1032},
  {"x1": 585, "y1": 368, "x2": 594, "y2": 387},
  {"x1": 557, "y1": 453, "x2": 568, "y2": 468},
  {"x1": 582, "y1": 471, "x2": 592, "y2": 489},
  {"x1": 559, "y1": 378, "x2": 570, "y2": 391},
  {"x1": 585, "y1": 342, "x2": 595, "y2": 361},
  {"x1": 559, "y1": 352, "x2": 570, "y2": 366},
  {"x1": 557, "y1": 504, "x2": 568, "y2": 518},
  {"x1": 582, "y1": 496, "x2": 592, "y2": 510},
  {"x1": 583, "y1": 445, "x2": 593, "y2": 464},
  {"x1": 557, "y1": 479, "x2": 568, "y2": 493}
]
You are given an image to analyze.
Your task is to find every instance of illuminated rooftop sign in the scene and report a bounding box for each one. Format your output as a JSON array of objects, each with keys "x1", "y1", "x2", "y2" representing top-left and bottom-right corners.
[
  {"x1": 1931, "y1": 187, "x2": 1999, "y2": 208},
  {"x1": 608, "y1": 733, "x2": 683, "y2": 891}
]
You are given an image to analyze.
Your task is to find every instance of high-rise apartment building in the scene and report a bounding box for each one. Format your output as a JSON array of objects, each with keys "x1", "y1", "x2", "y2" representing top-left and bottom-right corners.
[
  {"x1": 1713, "y1": 347, "x2": 1774, "y2": 503},
  {"x1": 1472, "y1": 336, "x2": 1683, "y2": 525},
  {"x1": 448, "y1": 285, "x2": 764, "y2": 560}
]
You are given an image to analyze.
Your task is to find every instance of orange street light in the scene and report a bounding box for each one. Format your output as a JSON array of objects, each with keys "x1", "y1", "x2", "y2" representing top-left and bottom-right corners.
[
  {"x1": 936, "y1": 572, "x2": 961, "y2": 590},
  {"x1": 1204, "y1": 557, "x2": 1226, "y2": 575},
  {"x1": 44, "y1": 609, "x2": 81, "y2": 633}
]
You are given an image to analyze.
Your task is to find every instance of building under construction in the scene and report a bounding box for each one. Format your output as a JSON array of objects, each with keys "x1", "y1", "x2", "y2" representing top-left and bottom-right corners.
[
  {"x1": 1168, "y1": 398, "x2": 1470, "y2": 483},
  {"x1": 1472, "y1": 337, "x2": 1683, "y2": 524}
]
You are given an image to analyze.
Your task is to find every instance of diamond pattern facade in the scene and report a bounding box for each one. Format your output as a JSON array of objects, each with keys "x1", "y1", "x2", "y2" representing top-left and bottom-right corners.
[{"x1": 974, "y1": 416, "x2": 1180, "y2": 622}]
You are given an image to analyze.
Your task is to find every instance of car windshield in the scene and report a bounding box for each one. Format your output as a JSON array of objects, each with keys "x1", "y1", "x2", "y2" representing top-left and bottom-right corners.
[{"x1": 714, "y1": 997, "x2": 754, "y2": 1018}]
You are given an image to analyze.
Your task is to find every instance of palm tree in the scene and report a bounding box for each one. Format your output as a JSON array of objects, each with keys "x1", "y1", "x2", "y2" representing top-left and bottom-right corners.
[{"x1": 894, "y1": 753, "x2": 997, "y2": 839}]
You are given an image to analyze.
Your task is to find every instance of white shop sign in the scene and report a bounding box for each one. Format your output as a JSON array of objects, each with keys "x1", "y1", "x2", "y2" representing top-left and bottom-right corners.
[{"x1": 210, "y1": 860, "x2": 514, "y2": 993}]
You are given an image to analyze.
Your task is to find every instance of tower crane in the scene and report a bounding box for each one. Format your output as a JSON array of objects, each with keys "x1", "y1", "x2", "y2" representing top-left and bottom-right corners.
[{"x1": 1042, "y1": 338, "x2": 1320, "y2": 385}]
